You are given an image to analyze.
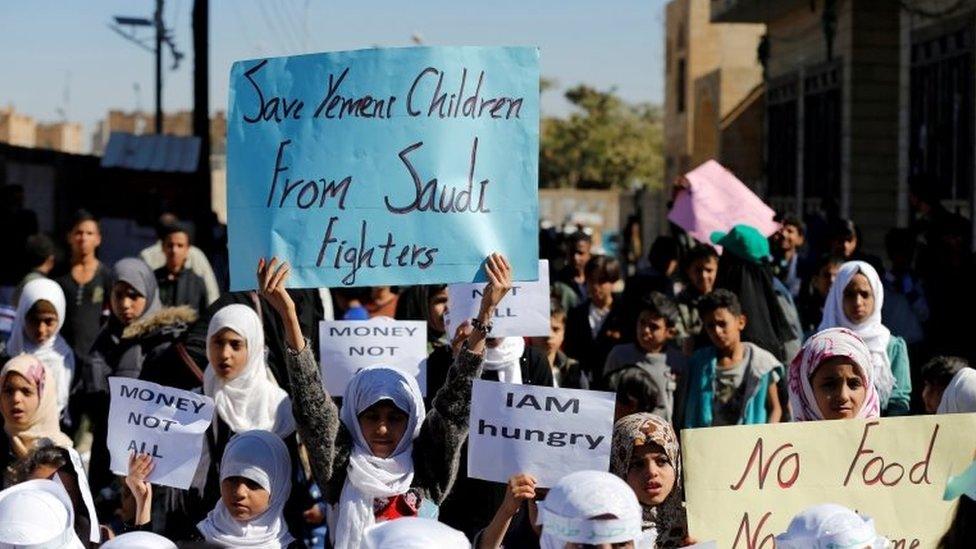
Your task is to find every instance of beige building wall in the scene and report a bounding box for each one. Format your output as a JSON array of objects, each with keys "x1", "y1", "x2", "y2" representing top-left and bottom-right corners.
[
  {"x1": 0, "y1": 106, "x2": 37, "y2": 148},
  {"x1": 35, "y1": 122, "x2": 83, "y2": 154},
  {"x1": 664, "y1": 0, "x2": 764, "y2": 187}
]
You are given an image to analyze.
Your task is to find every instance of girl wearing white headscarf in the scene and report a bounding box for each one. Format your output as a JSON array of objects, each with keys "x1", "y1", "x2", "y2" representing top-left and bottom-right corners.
[
  {"x1": 537, "y1": 470, "x2": 654, "y2": 549},
  {"x1": 6, "y1": 278, "x2": 74, "y2": 416},
  {"x1": 199, "y1": 304, "x2": 303, "y2": 542},
  {"x1": 937, "y1": 367, "x2": 976, "y2": 414},
  {"x1": 818, "y1": 260, "x2": 912, "y2": 415},
  {"x1": 263, "y1": 253, "x2": 512, "y2": 548},
  {"x1": 775, "y1": 503, "x2": 888, "y2": 548},
  {"x1": 362, "y1": 517, "x2": 469, "y2": 549}
]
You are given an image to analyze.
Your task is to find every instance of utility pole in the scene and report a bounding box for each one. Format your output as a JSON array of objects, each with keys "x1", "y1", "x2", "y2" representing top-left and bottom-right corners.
[
  {"x1": 154, "y1": 0, "x2": 163, "y2": 133},
  {"x1": 193, "y1": 0, "x2": 211, "y2": 205}
]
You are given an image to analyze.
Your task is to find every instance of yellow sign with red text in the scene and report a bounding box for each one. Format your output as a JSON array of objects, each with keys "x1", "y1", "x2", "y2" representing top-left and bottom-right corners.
[{"x1": 682, "y1": 414, "x2": 976, "y2": 548}]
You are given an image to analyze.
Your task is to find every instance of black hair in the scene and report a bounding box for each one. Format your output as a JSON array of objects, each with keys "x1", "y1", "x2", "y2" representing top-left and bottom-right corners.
[
  {"x1": 25, "y1": 233, "x2": 55, "y2": 266},
  {"x1": 69, "y1": 209, "x2": 99, "y2": 230},
  {"x1": 568, "y1": 231, "x2": 593, "y2": 247},
  {"x1": 920, "y1": 356, "x2": 969, "y2": 389},
  {"x1": 814, "y1": 253, "x2": 846, "y2": 273},
  {"x1": 828, "y1": 218, "x2": 858, "y2": 242},
  {"x1": 638, "y1": 292, "x2": 680, "y2": 328},
  {"x1": 648, "y1": 236, "x2": 680, "y2": 273},
  {"x1": 11, "y1": 445, "x2": 67, "y2": 484},
  {"x1": 697, "y1": 288, "x2": 742, "y2": 317},
  {"x1": 584, "y1": 255, "x2": 622, "y2": 284},
  {"x1": 550, "y1": 298, "x2": 567, "y2": 323},
  {"x1": 612, "y1": 366, "x2": 660, "y2": 413},
  {"x1": 159, "y1": 220, "x2": 193, "y2": 243},
  {"x1": 685, "y1": 243, "x2": 719, "y2": 266},
  {"x1": 775, "y1": 212, "x2": 806, "y2": 235}
]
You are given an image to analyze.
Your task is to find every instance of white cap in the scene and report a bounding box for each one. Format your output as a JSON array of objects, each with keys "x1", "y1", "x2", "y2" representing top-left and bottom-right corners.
[
  {"x1": 0, "y1": 479, "x2": 84, "y2": 549},
  {"x1": 775, "y1": 503, "x2": 889, "y2": 549},
  {"x1": 99, "y1": 532, "x2": 177, "y2": 549},
  {"x1": 362, "y1": 517, "x2": 469, "y2": 549}
]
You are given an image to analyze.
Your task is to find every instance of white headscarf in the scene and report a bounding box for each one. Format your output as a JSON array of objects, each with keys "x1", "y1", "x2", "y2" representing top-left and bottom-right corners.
[
  {"x1": 937, "y1": 367, "x2": 976, "y2": 414},
  {"x1": 483, "y1": 336, "x2": 524, "y2": 385},
  {"x1": 6, "y1": 279, "x2": 74, "y2": 415},
  {"x1": 197, "y1": 430, "x2": 295, "y2": 548},
  {"x1": 334, "y1": 366, "x2": 425, "y2": 549},
  {"x1": 204, "y1": 305, "x2": 295, "y2": 438},
  {"x1": 0, "y1": 479, "x2": 84, "y2": 549},
  {"x1": 362, "y1": 517, "x2": 469, "y2": 549},
  {"x1": 537, "y1": 470, "x2": 652, "y2": 549},
  {"x1": 818, "y1": 261, "x2": 897, "y2": 408},
  {"x1": 775, "y1": 503, "x2": 888, "y2": 549},
  {"x1": 99, "y1": 532, "x2": 176, "y2": 549}
]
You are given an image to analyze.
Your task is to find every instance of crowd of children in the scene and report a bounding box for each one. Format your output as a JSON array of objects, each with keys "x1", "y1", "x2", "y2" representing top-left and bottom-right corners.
[{"x1": 0, "y1": 204, "x2": 974, "y2": 548}]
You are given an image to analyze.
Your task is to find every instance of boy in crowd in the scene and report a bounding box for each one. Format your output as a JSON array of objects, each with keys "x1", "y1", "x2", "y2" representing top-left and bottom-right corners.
[
  {"x1": 920, "y1": 356, "x2": 973, "y2": 413},
  {"x1": 553, "y1": 231, "x2": 592, "y2": 307},
  {"x1": 528, "y1": 301, "x2": 588, "y2": 389},
  {"x1": 153, "y1": 222, "x2": 209, "y2": 313},
  {"x1": 602, "y1": 292, "x2": 685, "y2": 422},
  {"x1": 797, "y1": 254, "x2": 844, "y2": 337},
  {"x1": 564, "y1": 255, "x2": 627, "y2": 384},
  {"x1": 12, "y1": 234, "x2": 56, "y2": 306},
  {"x1": 683, "y1": 289, "x2": 782, "y2": 428},
  {"x1": 675, "y1": 244, "x2": 718, "y2": 354},
  {"x1": 770, "y1": 213, "x2": 805, "y2": 298}
]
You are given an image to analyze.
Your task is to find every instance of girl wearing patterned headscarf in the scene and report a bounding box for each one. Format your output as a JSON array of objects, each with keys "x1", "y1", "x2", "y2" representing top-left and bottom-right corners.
[
  {"x1": 818, "y1": 260, "x2": 911, "y2": 414},
  {"x1": 788, "y1": 328, "x2": 880, "y2": 421},
  {"x1": 610, "y1": 413, "x2": 688, "y2": 548}
]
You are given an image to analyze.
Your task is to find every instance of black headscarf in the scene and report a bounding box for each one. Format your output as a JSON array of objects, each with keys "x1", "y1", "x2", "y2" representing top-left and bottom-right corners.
[
  {"x1": 394, "y1": 284, "x2": 447, "y2": 342},
  {"x1": 715, "y1": 252, "x2": 794, "y2": 361}
]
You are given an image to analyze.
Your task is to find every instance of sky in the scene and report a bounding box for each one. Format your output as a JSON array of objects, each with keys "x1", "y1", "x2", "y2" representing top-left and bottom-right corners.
[{"x1": 0, "y1": 0, "x2": 667, "y2": 152}]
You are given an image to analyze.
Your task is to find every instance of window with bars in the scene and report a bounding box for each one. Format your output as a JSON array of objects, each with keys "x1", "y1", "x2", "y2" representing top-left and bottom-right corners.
[
  {"x1": 766, "y1": 75, "x2": 798, "y2": 197},
  {"x1": 910, "y1": 24, "x2": 974, "y2": 201},
  {"x1": 803, "y1": 62, "x2": 842, "y2": 202}
]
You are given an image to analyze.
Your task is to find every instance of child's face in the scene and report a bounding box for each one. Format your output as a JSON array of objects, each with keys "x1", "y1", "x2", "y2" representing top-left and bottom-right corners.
[
  {"x1": 358, "y1": 399, "x2": 409, "y2": 458},
  {"x1": 842, "y1": 273, "x2": 875, "y2": 323},
  {"x1": 427, "y1": 289, "x2": 448, "y2": 334},
  {"x1": 68, "y1": 220, "x2": 100, "y2": 257},
  {"x1": 220, "y1": 475, "x2": 271, "y2": 521},
  {"x1": 813, "y1": 263, "x2": 840, "y2": 297},
  {"x1": 687, "y1": 257, "x2": 717, "y2": 295},
  {"x1": 831, "y1": 234, "x2": 857, "y2": 258},
  {"x1": 537, "y1": 316, "x2": 565, "y2": 355},
  {"x1": 208, "y1": 328, "x2": 249, "y2": 381},
  {"x1": 162, "y1": 232, "x2": 190, "y2": 273},
  {"x1": 110, "y1": 281, "x2": 147, "y2": 325},
  {"x1": 701, "y1": 307, "x2": 744, "y2": 351},
  {"x1": 775, "y1": 224, "x2": 804, "y2": 252},
  {"x1": 811, "y1": 357, "x2": 866, "y2": 420},
  {"x1": 586, "y1": 276, "x2": 614, "y2": 307},
  {"x1": 625, "y1": 442, "x2": 675, "y2": 507},
  {"x1": 25, "y1": 301, "x2": 58, "y2": 345},
  {"x1": 922, "y1": 381, "x2": 945, "y2": 414},
  {"x1": 0, "y1": 373, "x2": 39, "y2": 430},
  {"x1": 636, "y1": 312, "x2": 669, "y2": 353}
]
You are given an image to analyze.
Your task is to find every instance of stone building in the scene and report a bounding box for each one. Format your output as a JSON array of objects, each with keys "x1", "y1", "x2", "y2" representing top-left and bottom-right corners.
[
  {"x1": 35, "y1": 122, "x2": 83, "y2": 154},
  {"x1": 0, "y1": 106, "x2": 37, "y2": 148},
  {"x1": 710, "y1": 0, "x2": 976, "y2": 251}
]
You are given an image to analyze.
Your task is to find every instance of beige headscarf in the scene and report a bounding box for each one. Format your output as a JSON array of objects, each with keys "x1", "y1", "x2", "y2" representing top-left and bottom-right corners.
[{"x1": 1, "y1": 354, "x2": 73, "y2": 450}]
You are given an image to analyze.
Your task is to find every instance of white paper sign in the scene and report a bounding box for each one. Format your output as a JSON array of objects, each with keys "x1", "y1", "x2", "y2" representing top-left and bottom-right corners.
[
  {"x1": 446, "y1": 259, "x2": 550, "y2": 337},
  {"x1": 319, "y1": 319, "x2": 428, "y2": 396},
  {"x1": 468, "y1": 380, "x2": 616, "y2": 487},
  {"x1": 107, "y1": 377, "x2": 215, "y2": 489}
]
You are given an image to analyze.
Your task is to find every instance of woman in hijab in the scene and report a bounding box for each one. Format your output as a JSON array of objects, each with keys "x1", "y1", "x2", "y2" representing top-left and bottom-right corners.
[
  {"x1": 536, "y1": 470, "x2": 652, "y2": 549},
  {"x1": 200, "y1": 303, "x2": 307, "y2": 539},
  {"x1": 936, "y1": 366, "x2": 976, "y2": 414},
  {"x1": 788, "y1": 328, "x2": 880, "y2": 421},
  {"x1": 0, "y1": 479, "x2": 84, "y2": 549},
  {"x1": 610, "y1": 414, "x2": 688, "y2": 548},
  {"x1": 775, "y1": 503, "x2": 888, "y2": 548},
  {"x1": 127, "y1": 430, "x2": 299, "y2": 548},
  {"x1": 87, "y1": 258, "x2": 199, "y2": 509},
  {"x1": 818, "y1": 260, "x2": 911, "y2": 415},
  {"x1": 266, "y1": 253, "x2": 511, "y2": 548},
  {"x1": 5, "y1": 278, "x2": 74, "y2": 419},
  {"x1": 363, "y1": 517, "x2": 469, "y2": 549}
]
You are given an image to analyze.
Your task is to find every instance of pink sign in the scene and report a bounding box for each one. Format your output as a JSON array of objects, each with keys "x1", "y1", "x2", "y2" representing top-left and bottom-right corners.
[{"x1": 667, "y1": 160, "x2": 779, "y2": 246}]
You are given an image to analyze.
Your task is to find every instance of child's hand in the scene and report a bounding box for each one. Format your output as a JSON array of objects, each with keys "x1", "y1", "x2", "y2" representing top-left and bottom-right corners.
[
  {"x1": 450, "y1": 320, "x2": 473, "y2": 356},
  {"x1": 500, "y1": 474, "x2": 536, "y2": 517},
  {"x1": 125, "y1": 452, "x2": 154, "y2": 504},
  {"x1": 257, "y1": 257, "x2": 296, "y2": 318},
  {"x1": 478, "y1": 253, "x2": 513, "y2": 316}
]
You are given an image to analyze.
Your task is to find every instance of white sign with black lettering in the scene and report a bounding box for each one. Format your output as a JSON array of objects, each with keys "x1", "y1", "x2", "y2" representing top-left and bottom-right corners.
[
  {"x1": 446, "y1": 259, "x2": 550, "y2": 337},
  {"x1": 107, "y1": 377, "x2": 215, "y2": 489},
  {"x1": 468, "y1": 379, "x2": 615, "y2": 487},
  {"x1": 319, "y1": 319, "x2": 428, "y2": 396}
]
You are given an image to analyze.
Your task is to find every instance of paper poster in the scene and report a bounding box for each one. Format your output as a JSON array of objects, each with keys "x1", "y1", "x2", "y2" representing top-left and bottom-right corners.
[
  {"x1": 107, "y1": 377, "x2": 215, "y2": 490},
  {"x1": 446, "y1": 259, "x2": 550, "y2": 338},
  {"x1": 319, "y1": 319, "x2": 428, "y2": 396},
  {"x1": 682, "y1": 414, "x2": 976, "y2": 548},
  {"x1": 226, "y1": 46, "x2": 540, "y2": 290},
  {"x1": 668, "y1": 160, "x2": 779, "y2": 246},
  {"x1": 468, "y1": 380, "x2": 615, "y2": 487}
]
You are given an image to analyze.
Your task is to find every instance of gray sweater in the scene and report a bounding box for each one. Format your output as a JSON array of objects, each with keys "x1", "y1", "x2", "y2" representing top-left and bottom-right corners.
[{"x1": 284, "y1": 343, "x2": 483, "y2": 505}]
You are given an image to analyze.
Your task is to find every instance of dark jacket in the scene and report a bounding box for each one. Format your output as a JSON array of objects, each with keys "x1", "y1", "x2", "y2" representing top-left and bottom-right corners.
[
  {"x1": 155, "y1": 266, "x2": 209, "y2": 314},
  {"x1": 563, "y1": 297, "x2": 629, "y2": 383}
]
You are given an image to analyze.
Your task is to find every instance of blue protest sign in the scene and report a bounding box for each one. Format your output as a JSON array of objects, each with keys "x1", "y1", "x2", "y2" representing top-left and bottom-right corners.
[{"x1": 226, "y1": 46, "x2": 539, "y2": 290}]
